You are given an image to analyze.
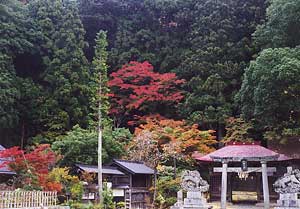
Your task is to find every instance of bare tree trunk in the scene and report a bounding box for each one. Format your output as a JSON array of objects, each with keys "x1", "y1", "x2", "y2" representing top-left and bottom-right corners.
[
  {"x1": 98, "y1": 69, "x2": 103, "y2": 205},
  {"x1": 218, "y1": 122, "x2": 223, "y2": 141},
  {"x1": 98, "y1": 125, "x2": 103, "y2": 204},
  {"x1": 173, "y1": 157, "x2": 177, "y2": 179},
  {"x1": 20, "y1": 121, "x2": 25, "y2": 149}
]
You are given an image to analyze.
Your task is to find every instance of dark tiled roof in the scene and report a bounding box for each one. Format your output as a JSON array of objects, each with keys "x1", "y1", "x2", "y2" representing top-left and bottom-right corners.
[
  {"x1": 0, "y1": 145, "x2": 5, "y2": 151},
  {"x1": 0, "y1": 145, "x2": 15, "y2": 175},
  {"x1": 113, "y1": 159, "x2": 154, "y2": 175},
  {"x1": 0, "y1": 159, "x2": 15, "y2": 175},
  {"x1": 75, "y1": 164, "x2": 125, "y2": 175}
]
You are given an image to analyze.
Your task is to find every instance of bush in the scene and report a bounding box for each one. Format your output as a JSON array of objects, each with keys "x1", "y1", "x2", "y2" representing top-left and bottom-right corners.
[
  {"x1": 103, "y1": 184, "x2": 115, "y2": 209},
  {"x1": 116, "y1": 202, "x2": 125, "y2": 209},
  {"x1": 70, "y1": 182, "x2": 84, "y2": 201}
]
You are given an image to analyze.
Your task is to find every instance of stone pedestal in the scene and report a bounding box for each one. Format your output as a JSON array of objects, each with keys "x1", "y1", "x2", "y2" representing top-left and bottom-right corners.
[
  {"x1": 274, "y1": 193, "x2": 300, "y2": 209},
  {"x1": 171, "y1": 170, "x2": 211, "y2": 209},
  {"x1": 273, "y1": 168, "x2": 300, "y2": 209},
  {"x1": 171, "y1": 192, "x2": 211, "y2": 209}
]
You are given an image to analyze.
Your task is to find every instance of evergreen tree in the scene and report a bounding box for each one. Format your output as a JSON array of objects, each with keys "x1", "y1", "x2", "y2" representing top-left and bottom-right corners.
[
  {"x1": 176, "y1": 0, "x2": 266, "y2": 139},
  {"x1": 254, "y1": 0, "x2": 300, "y2": 48},
  {"x1": 52, "y1": 125, "x2": 131, "y2": 166},
  {"x1": 28, "y1": 0, "x2": 94, "y2": 141},
  {"x1": 91, "y1": 30, "x2": 110, "y2": 127},
  {"x1": 0, "y1": 0, "x2": 39, "y2": 146},
  {"x1": 237, "y1": 48, "x2": 300, "y2": 143}
]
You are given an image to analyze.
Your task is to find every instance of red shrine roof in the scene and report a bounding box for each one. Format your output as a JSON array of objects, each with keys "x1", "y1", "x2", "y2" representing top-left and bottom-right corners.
[{"x1": 194, "y1": 142, "x2": 289, "y2": 162}]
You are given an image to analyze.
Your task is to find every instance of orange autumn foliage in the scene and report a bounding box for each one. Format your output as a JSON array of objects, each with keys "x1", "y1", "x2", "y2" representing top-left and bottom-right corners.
[
  {"x1": 39, "y1": 175, "x2": 63, "y2": 192},
  {"x1": 132, "y1": 115, "x2": 217, "y2": 161}
]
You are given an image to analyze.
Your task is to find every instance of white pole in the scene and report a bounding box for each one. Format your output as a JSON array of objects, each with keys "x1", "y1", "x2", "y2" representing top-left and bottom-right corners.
[
  {"x1": 221, "y1": 161, "x2": 228, "y2": 209},
  {"x1": 261, "y1": 161, "x2": 270, "y2": 209},
  {"x1": 98, "y1": 69, "x2": 103, "y2": 204}
]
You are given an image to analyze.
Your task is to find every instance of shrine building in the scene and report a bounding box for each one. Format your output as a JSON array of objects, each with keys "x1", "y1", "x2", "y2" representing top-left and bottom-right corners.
[
  {"x1": 0, "y1": 145, "x2": 15, "y2": 187},
  {"x1": 193, "y1": 142, "x2": 300, "y2": 209}
]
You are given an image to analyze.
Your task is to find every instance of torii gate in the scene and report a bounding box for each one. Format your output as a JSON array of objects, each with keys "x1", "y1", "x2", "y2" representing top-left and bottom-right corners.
[{"x1": 196, "y1": 142, "x2": 281, "y2": 209}]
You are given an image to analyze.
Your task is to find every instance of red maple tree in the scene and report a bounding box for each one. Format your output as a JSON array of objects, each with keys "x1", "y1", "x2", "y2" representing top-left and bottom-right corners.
[
  {"x1": 0, "y1": 144, "x2": 61, "y2": 191},
  {"x1": 108, "y1": 61, "x2": 185, "y2": 126}
]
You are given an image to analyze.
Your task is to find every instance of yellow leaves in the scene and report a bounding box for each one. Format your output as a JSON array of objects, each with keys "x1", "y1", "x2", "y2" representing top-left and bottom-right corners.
[
  {"x1": 156, "y1": 164, "x2": 164, "y2": 172},
  {"x1": 48, "y1": 167, "x2": 80, "y2": 184}
]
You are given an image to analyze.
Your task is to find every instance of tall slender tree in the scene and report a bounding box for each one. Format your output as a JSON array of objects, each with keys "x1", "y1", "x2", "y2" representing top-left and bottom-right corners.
[{"x1": 92, "y1": 30, "x2": 109, "y2": 204}]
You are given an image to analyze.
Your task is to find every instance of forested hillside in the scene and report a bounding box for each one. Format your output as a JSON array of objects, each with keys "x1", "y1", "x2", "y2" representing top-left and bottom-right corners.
[
  {"x1": 1, "y1": 0, "x2": 300, "y2": 206},
  {"x1": 1, "y1": 0, "x2": 300, "y2": 161}
]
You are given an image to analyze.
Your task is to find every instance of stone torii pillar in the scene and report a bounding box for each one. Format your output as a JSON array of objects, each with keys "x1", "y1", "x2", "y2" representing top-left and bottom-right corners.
[
  {"x1": 221, "y1": 161, "x2": 228, "y2": 209},
  {"x1": 261, "y1": 161, "x2": 270, "y2": 209}
]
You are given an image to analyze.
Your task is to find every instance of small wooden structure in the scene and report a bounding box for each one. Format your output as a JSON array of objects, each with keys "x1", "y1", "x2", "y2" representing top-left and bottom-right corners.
[
  {"x1": 75, "y1": 159, "x2": 154, "y2": 209},
  {"x1": 75, "y1": 163, "x2": 126, "y2": 201},
  {"x1": 0, "y1": 145, "x2": 15, "y2": 186},
  {"x1": 111, "y1": 160, "x2": 154, "y2": 209},
  {"x1": 194, "y1": 142, "x2": 292, "y2": 209}
]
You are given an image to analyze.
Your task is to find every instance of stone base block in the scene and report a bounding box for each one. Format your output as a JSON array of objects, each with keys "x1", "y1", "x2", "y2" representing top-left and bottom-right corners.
[
  {"x1": 184, "y1": 198, "x2": 206, "y2": 205},
  {"x1": 170, "y1": 206, "x2": 181, "y2": 209},
  {"x1": 171, "y1": 201, "x2": 211, "y2": 209},
  {"x1": 171, "y1": 191, "x2": 211, "y2": 209},
  {"x1": 276, "y1": 193, "x2": 300, "y2": 208}
]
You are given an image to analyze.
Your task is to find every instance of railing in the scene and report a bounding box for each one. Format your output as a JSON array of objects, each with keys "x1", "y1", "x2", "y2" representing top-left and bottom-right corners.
[{"x1": 0, "y1": 191, "x2": 57, "y2": 208}]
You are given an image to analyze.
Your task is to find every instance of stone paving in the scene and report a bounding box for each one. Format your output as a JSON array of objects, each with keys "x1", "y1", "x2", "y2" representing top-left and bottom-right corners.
[{"x1": 208, "y1": 202, "x2": 277, "y2": 209}]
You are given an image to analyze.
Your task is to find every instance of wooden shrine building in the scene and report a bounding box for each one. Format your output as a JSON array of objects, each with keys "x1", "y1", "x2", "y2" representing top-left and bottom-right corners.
[
  {"x1": 0, "y1": 145, "x2": 15, "y2": 189},
  {"x1": 75, "y1": 159, "x2": 154, "y2": 209},
  {"x1": 194, "y1": 142, "x2": 297, "y2": 209}
]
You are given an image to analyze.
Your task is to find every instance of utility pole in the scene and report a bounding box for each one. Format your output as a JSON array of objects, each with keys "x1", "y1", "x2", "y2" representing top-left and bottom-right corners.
[
  {"x1": 94, "y1": 30, "x2": 108, "y2": 205},
  {"x1": 98, "y1": 68, "x2": 103, "y2": 204}
]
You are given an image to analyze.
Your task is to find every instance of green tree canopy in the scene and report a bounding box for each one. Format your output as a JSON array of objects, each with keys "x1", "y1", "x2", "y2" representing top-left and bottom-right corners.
[
  {"x1": 254, "y1": 0, "x2": 300, "y2": 48},
  {"x1": 28, "y1": 0, "x2": 95, "y2": 140},
  {"x1": 237, "y1": 47, "x2": 300, "y2": 142},
  {"x1": 176, "y1": 0, "x2": 266, "y2": 138},
  {"x1": 0, "y1": 0, "x2": 41, "y2": 146},
  {"x1": 52, "y1": 125, "x2": 132, "y2": 166}
]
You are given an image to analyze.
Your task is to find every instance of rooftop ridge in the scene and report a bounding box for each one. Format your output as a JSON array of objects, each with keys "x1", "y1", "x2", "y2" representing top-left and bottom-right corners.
[
  {"x1": 75, "y1": 163, "x2": 120, "y2": 169},
  {"x1": 114, "y1": 159, "x2": 145, "y2": 164},
  {"x1": 226, "y1": 141, "x2": 261, "y2": 146}
]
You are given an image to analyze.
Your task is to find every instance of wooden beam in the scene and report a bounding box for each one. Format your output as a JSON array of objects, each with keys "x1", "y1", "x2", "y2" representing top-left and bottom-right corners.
[{"x1": 213, "y1": 167, "x2": 276, "y2": 173}]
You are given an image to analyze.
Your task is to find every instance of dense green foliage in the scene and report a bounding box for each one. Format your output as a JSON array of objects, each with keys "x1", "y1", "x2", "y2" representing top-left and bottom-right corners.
[
  {"x1": 238, "y1": 0, "x2": 300, "y2": 143},
  {"x1": 1, "y1": 0, "x2": 97, "y2": 145},
  {"x1": 177, "y1": 0, "x2": 266, "y2": 138},
  {"x1": 28, "y1": 0, "x2": 95, "y2": 139},
  {"x1": 52, "y1": 125, "x2": 131, "y2": 166},
  {"x1": 155, "y1": 166, "x2": 181, "y2": 208},
  {"x1": 238, "y1": 48, "x2": 300, "y2": 142},
  {"x1": 0, "y1": 0, "x2": 36, "y2": 145},
  {"x1": 254, "y1": 0, "x2": 300, "y2": 48}
]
